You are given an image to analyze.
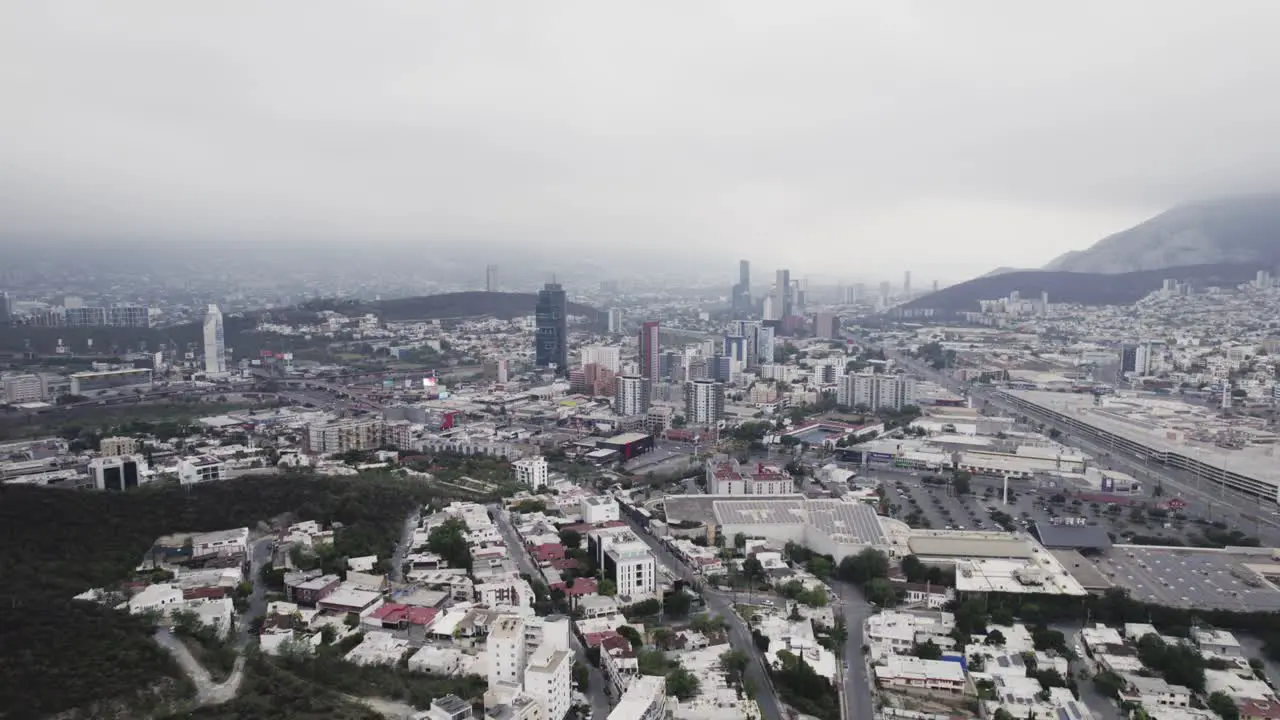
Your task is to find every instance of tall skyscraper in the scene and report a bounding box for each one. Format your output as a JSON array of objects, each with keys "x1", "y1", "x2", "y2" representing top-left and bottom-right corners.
[
  {"x1": 0, "y1": 291, "x2": 11, "y2": 325},
  {"x1": 535, "y1": 283, "x2": 568, "y2": 373},
  {"x1": 903, "y1": 270, "x2": 912, "y2": 296},
  {"x1": 685, "y1": 378, "x2": 725, "y2": 426},
  {"x1": 485, "y1": 264, "x2": 499, "y2": 292},
  {"x1": 638, "y1": 321, "x2": 660, "y2": 383},
  {"x1": 607, "y1": 308, "x2": 624, "y2": 333},
  {"x1": 202, "y1": 304, "x2": 226, "y2": 374},
  {"x1": 775, "y1": 269, "x2": 792, "y2": 318},
  {"x1": 732, "y1": 259, "x2": 752, "y2": 315}
]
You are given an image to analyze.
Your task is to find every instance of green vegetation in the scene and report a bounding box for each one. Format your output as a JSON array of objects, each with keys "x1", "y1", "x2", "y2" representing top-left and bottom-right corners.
[
  {"x1": 275, "y1": 648, "x2": 486, "y2": 710},
  {"x1": 0, "y1": 400, "x2": 267, "y2": 443},
  {"x1": 0, "y1": 472, "x2": 445, "y2": 718},
  {"x1": 427, "y1": 517, "x2": 473, "y2": 572},
  {"x1": 771, "y1": 650, "x2": 839, "y2": 720},
  {"x1": 171, "y1": 608, "x2": 239, "y2": 682},
  {"x1": 163, "y1": 653, "x2": 383, "y2": 720},
  {"x1": 636, "y1": 649, "x2": 699, "y2": 700},
  {"x1": 779, "y1": 580, "x2": 829, "y2": 607}
]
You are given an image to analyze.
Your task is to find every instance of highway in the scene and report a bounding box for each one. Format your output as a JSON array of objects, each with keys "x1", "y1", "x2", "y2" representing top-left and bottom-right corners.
[
  {"x1": 491, "y1": 505, "x2": 612, "y2": 720},
  {"x1": 618, "y1": 513, "x2": 785, "y2": 720},
  {"x1": 888, "y1": 349, "x2": 1280, "y2": 545}
]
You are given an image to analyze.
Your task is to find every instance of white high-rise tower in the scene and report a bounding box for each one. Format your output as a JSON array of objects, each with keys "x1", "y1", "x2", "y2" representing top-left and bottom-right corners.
[{"x1": 203, "y1": 304, "x2": 226, "y2": 374}]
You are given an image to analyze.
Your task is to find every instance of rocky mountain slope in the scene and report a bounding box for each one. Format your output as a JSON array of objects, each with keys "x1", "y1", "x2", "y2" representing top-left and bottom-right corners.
[{"x1": 1045, "y1": 194, "x2": 1280, "y2": 274}]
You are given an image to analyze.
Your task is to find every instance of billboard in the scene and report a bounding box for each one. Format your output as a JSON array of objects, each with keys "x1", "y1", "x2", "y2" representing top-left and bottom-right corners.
[
  {"x1": 423, "y1": 377, "x2": 438, "y2": 388},
  {"x1": 869, "y1": 452, "x2": 894, "y2": 462}
]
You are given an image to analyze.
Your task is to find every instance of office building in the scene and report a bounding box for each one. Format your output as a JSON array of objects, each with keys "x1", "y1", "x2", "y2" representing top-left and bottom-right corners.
[
  {"x1": 932, "y1": 280, "x2": 939, "y2": 293},
  {"x1": 70, "y1": 368, "x2": 152, "y2": 395},
  {"x1": 484, "y1": 359, "x2": 510, "y2": 383},
  {"x1": 580, "y1": 346, "x2": 622, "y2": 374},
  {"x1": 1134, "y1": 343, "x2": 1156, "y2": 376},
  {"x1": 109, "y1": 304, "x2": 151, "y2": 328},
  {"x1": 775, "y1": 268, "x2": 792, "y2": 318},
  {"x1": 203, "y1": 304, "x2": 227, "y2": 375},
  {"x1": 590, "y1": 527, "x2": 657, "y2": 599},
  {"x1": 732, "y1": 259, "x2": 752, "y2": 316},
  {"x1": 615, "y1": 375, "x2": 650, "y2": 416},
  {"x1": 513, "y1": 456, "x2": 549, "y2": 490},
  {"x1": 837, "y1": 372, "x2": 917, "y2": 411},
  {"x1": 90, "y1": 455, "x2": 145, "y2": 491},
  {"x1": 178, "y1": 456, "x2": 226, "y2": 485},
  {"x1": 705, "y1": 457, "x2": 795, "y2": 495},
  {"x1": 66, "y1": 306, "x2": 107, "y2": 327},
  {"x1": 2, "y1": 374, "x2": 45, "y2": 403},
  {"x1": 581, "y1": 495, "x2": 621, "y2": 524},
  {"x1": 607, "y1": 308, "x2": 624, "y2": 333},
  {"x1": 0, "y1": 291, "x2": 10, "y2": 324},
  {"x1": 903, "y1": 270, "x2": 912, "y2": 296},
  {"x1": 637, "y1": 321, "x2": 660, "y2": 384},
  {"x1": 879, "y1": 281, "x2": 892, "y2": 306},
  {"x1": 305, "y1": 418, "x2": 384, "y2": 455},
  {"x1": 535, "y1": 283, "x2": 568, "y2": 373},
  {"x1": 685, "y1": 378, "x2": 725, "y2": 426},
  {"x1": 812, "y1": 312, "x2": 839, "y2": 339},
  {"x1": 486, "y1": 264, "x2": 499, "y2": 292}
]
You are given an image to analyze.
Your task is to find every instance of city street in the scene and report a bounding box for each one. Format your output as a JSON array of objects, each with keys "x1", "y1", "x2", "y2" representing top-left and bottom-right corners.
[
  {"x1": 239, "y1": 537, "x2": 276, "y2": 649},
  {"x1": 831, "y1": 582, "x2": 876, "y2": 720},
  {"x1": 618, "y1": 514, "x2": 785, "y2": 720},
  {"x1": 491, "y1": 505, "x2": 611, "y2": 720}
]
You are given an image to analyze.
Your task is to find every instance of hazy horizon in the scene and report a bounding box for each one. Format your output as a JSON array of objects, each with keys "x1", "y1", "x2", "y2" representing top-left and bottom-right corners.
[{"x1": 5, "y1": 2, "x2": 1280, "y2": 281}]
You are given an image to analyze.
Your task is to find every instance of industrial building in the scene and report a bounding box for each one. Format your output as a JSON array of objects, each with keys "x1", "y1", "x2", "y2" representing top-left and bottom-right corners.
[
  {"x1": 69, "y1": 368, "x2": 153, "y2": 395},
  {"x1": 1000, "y1": 389, "x2": 1280, "y2": 503}
]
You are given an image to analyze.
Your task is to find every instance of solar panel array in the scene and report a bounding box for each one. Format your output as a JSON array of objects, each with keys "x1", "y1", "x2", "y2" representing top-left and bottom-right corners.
[
  {"x1": 710, "y1": 497, "x2": 888, "y2": 546},
  {"x1": 713, "y1": 498, "x2": 807, "y2": 526},
  {"x1": 807, "y1": 499, "x2": 887, "y2": 545}
]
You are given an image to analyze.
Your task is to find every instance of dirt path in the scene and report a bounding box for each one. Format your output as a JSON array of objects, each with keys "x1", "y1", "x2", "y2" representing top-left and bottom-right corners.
[
  {"x1": 342, "y1": 693, "x2": 420, "y2": 718},
  {"x1": 153, "y1": 628, "x2": 245, "y2": 706}
]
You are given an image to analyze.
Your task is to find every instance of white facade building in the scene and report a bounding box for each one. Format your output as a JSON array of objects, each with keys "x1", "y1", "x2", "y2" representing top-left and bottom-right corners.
[
  {"x1": 202, "y1": 304, "x2": 227, "y2": 375},
  {"x1": 705, "y1": 458, "x2": 794, "y2": 495},
  {"x1": 524, "y1": 645, "x2": 572, "y2": 720},
  {"x1": 605, "y1": 540, "x2": 657, "y2": 599},
  {"x1": 514, "y1": 456, "x2": 549, "y2": 490},
  {"x1": 2, "y1": 374, "x2": 45, "y2": 403},
  {"x1": 838, "y1": 372, "x2": 917, "y2": 411},
  {"x1": 580, "y1": 495, "x2": 620, "y2": 524},
  {"x1": 581, "y1": 346, "x2": 622, "y2": 373},
  {"x1": 178, "y1": 456, "x2": 226, "y2": 485},
  {"x1": 614, "y1": 374, "x2": 650, "y2": 416},
  {"x1": 684, "y1": 378, "x2": 725, "y2": 426},
  {"x1": 608, "y1": 675, "x2": 667, "y2": 720},
  {"x1": 487, "y1": 615, "x2": 528, "y2": 688}
]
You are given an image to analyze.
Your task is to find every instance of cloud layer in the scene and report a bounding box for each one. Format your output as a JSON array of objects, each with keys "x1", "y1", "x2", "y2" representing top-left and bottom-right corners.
[{"x1": 3, "y1": 1, "x2": 1279, "y2": 280}]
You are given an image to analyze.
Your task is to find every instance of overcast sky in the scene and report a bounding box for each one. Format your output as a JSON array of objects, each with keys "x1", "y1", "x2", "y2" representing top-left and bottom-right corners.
[{"x1": 4, "y1": 2, "x2": 1280, "y2": 283}]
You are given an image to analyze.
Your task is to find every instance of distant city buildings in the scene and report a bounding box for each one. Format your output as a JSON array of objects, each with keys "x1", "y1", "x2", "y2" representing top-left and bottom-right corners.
[
  {"x1": 812, "y1": 312, "x2": 839, "y2": 339},
  {"x1": 535, "y1": 283, "x2": 568, "y2": 373},
  {"x1": 731, "y1": 259, "x2": 752, "y2": 316},
  {"x1": 486, "y1": 264, "x2": 499, "y2": 292},
  {"x1": 614, "y1": 374, "x2": 650, "y2": 416},
  {"x1": 638, "y1": 321, "x2": 660, "y2": 387},
  {"x1": 203, "y1": 304, "x2": 226, "y2": 375},
  {"x1": 607, "y1": 308, "x2": 624, "y2": 333},
  {"x1": 775, "y1": 268, "x2": 792, "y2": 318},
  {"x1": 837, "y1": 372, "x2": 917, "y2": 411},
  {"x1": 305, "y1": 417, "x2": 384, "y2": 455}
]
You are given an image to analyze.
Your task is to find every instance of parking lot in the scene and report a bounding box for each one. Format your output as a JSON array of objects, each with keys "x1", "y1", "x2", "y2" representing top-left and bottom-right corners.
[{"x1": 1092, "y1": 546, "x2": 1280, "y2": 612}]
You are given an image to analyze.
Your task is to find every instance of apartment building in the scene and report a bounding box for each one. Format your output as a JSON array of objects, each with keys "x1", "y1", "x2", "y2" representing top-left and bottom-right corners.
[
  {"x1": 684, "y1": 378, "x2": 725, "y2": 426},
  {"x1": 99, "y1": 436, "x2": 138, "y2": 457},
  {"x1": 524, "y1": 645, "x2": 572, "y2": 720},
  {"x1": 178, "y1": 456, "x2": 226, "y2": 485},
  {"x1": 615, "y1": 375, "x2": 651, "y2": 416},
  {"x1": 589, "y1": 527, "x2": 657, "y2": 599},
  {"x1": 873, "y1": 654, "x2": 966, "y2": 694},
  {"x1": 513, "y1": 456, "x2": 549, "y2": 490},
  {"x1": 705, "y1": 457, "x2": 794, "y2": 495},
  {"x1": 2, "y1": 374, "x2": 45, "y2": 403},
  {"x1": 608, "y1": 675, "x2": 667, "y2": 720},
  {"x1": 305, "y1": 418, "x2": 384, "y2": 455},
  {"x1": 837, "y1": 372, "x2": 917, "y2": 411},
  {"x1": 580, "y1": 495, "x2": 620, "y2": 524},
  {"x1": 488, "y1": 616, "x2": 528, "y2": 688}
]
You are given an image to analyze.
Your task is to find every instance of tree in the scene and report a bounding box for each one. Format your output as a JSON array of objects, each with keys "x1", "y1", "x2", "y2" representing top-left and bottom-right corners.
[
  {"x1": 1207, "y1": 691, "x2": 1240, "y2": 720},
  {"x1": 573, "y1": 662, "x2": 589, "y2": 691},
  {"x1": 719, "y1": 649, "x2": 750, "y2": 685},
  {"x1": 618, "y1": 625, "x2": 644, "y2": 650},
  {"x1": 734, "y1": 533, "x2": 747, "y2": 551},
  {"x1": 741, "y1": 556, "x2": 764, "y2": 585},
  {"x1": 900, "y1": 554, "x2": 926, "y2": 583},
  {"x1": 837, "y1": 548, "x2": 890, "y2": 583},
  {"x1": 559, "y1": 529, "x2": 582, "y2": 549},
  {"x1": 952, "y1": 471, "x2": 971, "y2": 495},
  {"x1": 665, "y1": 666, "x2": 700, "y2": 700},
  {"x1": 663, "y1": 591, "x2": 692, "y2": 617},
  {"x1": 427, "y1": 517, "x2": 472, "y2": 571},
  {"x1": 912, "y1": 640, "x2": 943, "y2": 660},
  {"x1": 863, "y1": 578, "x2": 896, "y2": 607},
  {"x1": 993, "y1": 709, "x2": 1015, "y2": 720},
  {"x1": 985, "y1": 629, "x2": 1007, "y2": 647},
  {"x1": 599, "y1": 579, "x2": 617, "y2": 597}
]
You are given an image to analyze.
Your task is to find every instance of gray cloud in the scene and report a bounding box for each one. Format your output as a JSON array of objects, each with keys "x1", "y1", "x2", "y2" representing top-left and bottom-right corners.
[{"x1": 2, "y1": 1, "x2": 1279, "y2": 281}]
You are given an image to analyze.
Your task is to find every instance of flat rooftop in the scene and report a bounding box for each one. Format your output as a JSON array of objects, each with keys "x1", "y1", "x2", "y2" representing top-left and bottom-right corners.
[
  {"x1": 1002, "y1": 389, "x2": 1280, "y2": 493},
  {"x1": 1088, "y1": 546, "x2": 1280, "y2": 612},
  {"x1": 664, "y1": 495, "x2": 888, "y2": 545}
]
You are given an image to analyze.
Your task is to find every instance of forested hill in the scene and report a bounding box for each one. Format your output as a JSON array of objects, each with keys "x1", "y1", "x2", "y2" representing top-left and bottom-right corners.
[{"x1": 0, "y1": 473, "x2": 444, "y2": 719}]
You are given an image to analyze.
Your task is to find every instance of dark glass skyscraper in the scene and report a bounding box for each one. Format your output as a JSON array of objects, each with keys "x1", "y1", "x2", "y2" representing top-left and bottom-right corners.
[
  {"x1": 535, "y1": 282, "x2": 568, "y2": 372},
  {"x1": 732, "y1": 260, "x2": 751, "y2": 316}
]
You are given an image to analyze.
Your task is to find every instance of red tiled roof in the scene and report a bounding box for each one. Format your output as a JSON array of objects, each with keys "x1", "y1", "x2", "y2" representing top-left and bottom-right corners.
[
  {"x1": 1239, "y1": 699, "x2": 1280, "y2": 719},
  {"x1": 598, "y1": 633, "x2": 632, "y2": 653},
  {"x1": 596, "y1": 520, "x2": 627, "y2": 529},
  {"x1": 370, "y1": 603, "x2": 439, "y2": 626},
  {"x1": 551, "y1": 577, "x2": 598, "y2": 597},
  {"x1": 548, "y1": 558, "x2": 580, "y2": 571},
  {"x1": 183, "y1": 587, "x2": 228, "y2": 601},
  {"x1": 559, "y1": 523, "x2": 593, "y2": 534},
  {"x1": 531, "y1": 543, "x2": 567, "y2": 562},
  {"x1": 583, "y1": 630, "x2": 623, "y2": 648}
]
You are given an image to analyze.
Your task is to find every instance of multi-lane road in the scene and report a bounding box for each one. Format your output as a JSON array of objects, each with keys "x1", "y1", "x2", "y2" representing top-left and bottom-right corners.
[{"x1": 889, "y1": 349, "x2": 1280, "y2": 545}]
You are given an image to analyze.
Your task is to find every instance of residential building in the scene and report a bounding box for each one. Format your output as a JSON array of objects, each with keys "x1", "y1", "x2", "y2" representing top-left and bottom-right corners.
[
  {"x1": 590, "y1": 527, "x2": 657, "y2": 599},
  {"x1": 2, "y1": 374, "x2": 44, "y2": 403},
  {"x1": 203, "y1": 304, "x2": 227, "y2": 375},
  {"x1": 607, "y1": 308, "x2": 624, "y2": 333},
  {"x1": 684, "y1": 378, "x2": 725, "y2": 426},
  {"x1": 484, "y1": 359, "x2": 510, "y2": 383},
  {"x1": 99, "y1": 436, "x2": 138, "y2": 457},
  {"x1": 638, "y1": 321, "x2": 660, "y2": 385},
  {"x1": 1193, "y1": 628, "x2": 1243, "y2": 657},
  {"x1": 65, "y1": 306, "x2": 107, "y2": 327},
  {"x1": 178, "y1": 456, "x2": 226, "y2": 485},
  {"x1": 427, "y1": 694, "x2": 473, "y2": 720},
  {"x1": 514, "y1": 456, "x2": 549, "y2": 490},
  {"x1": 608, "y1": 675, "x2": 667, "y2": 720},
  {"x1": 775, "y1": 268, "x2": 792, "y2": 318},
  {"x1": 191, "y1": 527, "x2": 250, "y2": 558},
  {"x1": 488, "y1": 615, "x2": 528, "y2": 688},
  {"x1": 535, "y1": 282, "x2": 568, "y2": 373},
  {"x1": 306, "y1": 418, "x2": 384, "y2": 455},
  {"x1": 287, "y1": 573, "x2": 342, "y2": 605},
  {"x1": 873, "y1": 654, "x2": 966, "y2": 694},
  {"x1": 837, "y1": 372, "x2": 917, "y2": 411},
  {"x1": 581, "y1": 346, "x2": 622, "y2": 374},
  {"x1": 89, "y1": 455, "x2": 146, "y2": 491},
  {"x1": 615, "y1": 375, "x2": 650, "y2": 416},
  {"x1": 580, "y1": 495, "x2": 620, "y2": 524},
  {"x1": 486, "y1": 264, "x2": 500, "y2": 292},
  {"x1": 813, "y1": 312, "x2": 839, "y2": 339},
  {"x1": 705, "y1": 458, "x2": 793, "y2": 495},
  {"x1": 525, "y1": 645, "x2": 572, "y2": 720}
]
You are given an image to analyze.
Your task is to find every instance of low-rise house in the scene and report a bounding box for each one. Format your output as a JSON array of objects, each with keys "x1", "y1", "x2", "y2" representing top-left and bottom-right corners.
[
  {"x1": 344, "y1": 631, "x2": 411, "y2": 666},
  {"x1": 129, "y1": 583, "x2": 184, "y2": 614},
  {"x1": 1119, "y1": 674, "x2": 1192, "y2": 708},
  {"x1": 317, "y1": 583, "x2": 384, "y2": 616},
  {"x1": 364, "y1": 603, "x2": 439, "y2": 631},
  {"x1": 874, "y1": 655, "x2": 967, "y2": 695},
  {"x1": 1194, "y1": 628, "x2": 1243, "y2": 657},
  {"x1": 288, "y1": 573, "x2": 342, "y2": 606},
  {"x1": 191, "y1": 527, "x2": 250, "y2": 558},
  {"x1": 1239, "y1": 698, "x2": 1280, "y2": 720}
]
